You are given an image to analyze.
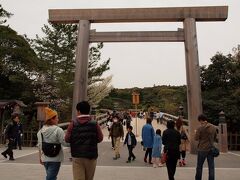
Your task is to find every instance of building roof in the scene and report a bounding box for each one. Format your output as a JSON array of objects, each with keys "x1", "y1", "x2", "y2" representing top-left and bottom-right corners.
[{"x1": 0, "y1": 100, "x2": 27, "y2": 108}]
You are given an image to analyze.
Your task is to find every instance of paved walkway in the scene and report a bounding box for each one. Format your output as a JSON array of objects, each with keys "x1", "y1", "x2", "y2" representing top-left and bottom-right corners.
[{"x1": 0, "y1": 119, "x2": 239, "y2": 180}]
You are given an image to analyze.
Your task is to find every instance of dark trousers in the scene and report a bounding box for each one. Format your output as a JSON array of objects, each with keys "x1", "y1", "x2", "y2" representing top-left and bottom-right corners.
[
  {"x1": 111, "y1": 135, "x2": 114, "y2": 148},
  {"x1": 2, "y1": 139, "x2": 14, "y2": 158},
  {"x1": 14, "y1": 134, "x2": 22, "y2": 149},
  {"x1": 195, "y1": 151, "x2": 215, "y2": 180},
  {"x1": 180, "y1": 151, "x2": 186, "y2": 159},
  {"x1": 166, "y1": 156, "x2": 178, "y2": 180},
  {"x1": 144, "y1": 148, "x2": 152, "y2": 163},
  {"x1": 127, "y1": 145, "x2": 135, "y2": 161}
]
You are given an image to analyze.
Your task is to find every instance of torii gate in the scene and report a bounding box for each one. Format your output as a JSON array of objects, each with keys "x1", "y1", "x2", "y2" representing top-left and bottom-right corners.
[{"x1": 48, "y1": 6, "x2": 228, "y2": 153}]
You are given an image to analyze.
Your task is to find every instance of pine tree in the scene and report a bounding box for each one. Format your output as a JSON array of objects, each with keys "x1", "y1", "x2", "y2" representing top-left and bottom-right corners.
[{"x1": 30, "y1": 23, "x2": 112, "y2": 118}]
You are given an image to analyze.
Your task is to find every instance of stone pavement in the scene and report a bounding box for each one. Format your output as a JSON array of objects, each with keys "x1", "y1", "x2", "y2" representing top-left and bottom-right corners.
[
  {"x1": 0, "y1": 119, "x2": 239, "y2": 180},
  {"x1": 0, "y1": 143, "x2": 240, "y2": 180}
]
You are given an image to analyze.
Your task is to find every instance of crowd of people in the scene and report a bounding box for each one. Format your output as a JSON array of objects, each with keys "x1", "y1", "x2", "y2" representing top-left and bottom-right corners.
[{"x1": 1, "y1": 104, "x2": 218, "y2": 180}]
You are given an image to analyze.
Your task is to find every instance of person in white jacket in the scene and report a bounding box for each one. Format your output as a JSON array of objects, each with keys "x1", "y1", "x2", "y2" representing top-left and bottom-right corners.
[{"x1": 37, "y1": 107, "x2": 69, "y2": 180}]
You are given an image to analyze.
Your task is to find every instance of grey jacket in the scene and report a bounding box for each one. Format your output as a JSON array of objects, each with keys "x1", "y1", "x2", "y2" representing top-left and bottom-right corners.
[{"x1": 37, "y1": 125, "x2": 69, "y2": 162}]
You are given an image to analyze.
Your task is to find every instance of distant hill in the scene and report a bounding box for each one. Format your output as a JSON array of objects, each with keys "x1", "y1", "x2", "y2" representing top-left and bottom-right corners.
[{"x1": 99, "y1": 85, "x2": 187, "y2": 116}]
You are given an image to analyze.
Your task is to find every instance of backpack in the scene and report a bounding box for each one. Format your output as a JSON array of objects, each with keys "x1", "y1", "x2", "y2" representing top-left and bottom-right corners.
[{"x1": 41, "y1": 131, "x2": 61, "y2": 157}]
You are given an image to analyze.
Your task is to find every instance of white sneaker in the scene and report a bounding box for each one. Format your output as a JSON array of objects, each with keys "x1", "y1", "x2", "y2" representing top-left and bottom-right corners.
[{"x1": 158, "y1": 163, "x2": 163, "y2": 167}]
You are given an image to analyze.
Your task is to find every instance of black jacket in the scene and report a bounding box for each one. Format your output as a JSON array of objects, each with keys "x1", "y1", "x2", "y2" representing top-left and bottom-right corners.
[
  {"x1": 162, "y1": 128, "x2": 181, "y2": 153},
  {"x1": 5, "y1": 121, "x2": 18, "y2": 140},
  {"x1": 124, "y1": 132, "x2": 137, "y2": 147}
]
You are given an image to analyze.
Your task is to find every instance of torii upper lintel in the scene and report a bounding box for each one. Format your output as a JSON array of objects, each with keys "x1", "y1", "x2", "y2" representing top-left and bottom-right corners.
[{"x1": 49, "y1": 6, "x2": 228, "y2": 23}]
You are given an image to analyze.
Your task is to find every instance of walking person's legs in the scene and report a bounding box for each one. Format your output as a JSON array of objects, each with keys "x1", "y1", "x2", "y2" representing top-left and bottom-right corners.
[
  {"x1": 195, "y1": 151, "x2": 208, "y2": 180},
  {"x1": 17, "y1": 135, "x2": 22, "y2": 150},
  {"x1": 84, "y1": 159, "x2": 97, "y2": 180},
  {"x1": 113, "y1": 137, "x2": 120, "y2": 159},
  {"x1": 166, "y1": 157, "x2": 178, "y2": 180},
  {"x1": 3, "y1": 139, "x2": 15, "y2": 160},
  {"x1": 131, "y1": 147, "x2": 136, "y2": 160},
  {"x1": 182, "y1": 151, "x2": 186, "y2": 165},
  {"x1": 127, "y1": 145, "x2": 131, "y2": 162},
  {"x1": 207, "y1": 153, "x2": 215, "y2": 180},
  {"x1": 144, "y1": 148, "x2": 149, "y2": 162},
  {"x1": 148, "y1": 148, "x2": 153, "y2": 163},
  {"x1": 44, "y1": 162, "x2": 61, "y2": 180},
  {"x1": 152, "y1": 157, "x2": 157, "y2": 168},
  {"x1": 72, "y1": 158, "x2": 85, "y2": 180},
  {"x1": 111, "y1": 135, "x2": 114, "y2": 149}
]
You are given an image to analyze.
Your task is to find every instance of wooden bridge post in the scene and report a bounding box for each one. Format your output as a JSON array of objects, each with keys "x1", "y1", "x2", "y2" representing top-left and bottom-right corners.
[
  {"x1": 72, "y1": 20, "x2": 90, "y2": 119},
  {"x1": 184, "y1": 18, "x2": 203, "y2": 154}
]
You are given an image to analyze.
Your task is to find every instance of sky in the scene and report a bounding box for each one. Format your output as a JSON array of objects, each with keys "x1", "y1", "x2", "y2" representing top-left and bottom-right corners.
[{"x1": 1, "y1": 0, "x2": 240, "y2": 88}]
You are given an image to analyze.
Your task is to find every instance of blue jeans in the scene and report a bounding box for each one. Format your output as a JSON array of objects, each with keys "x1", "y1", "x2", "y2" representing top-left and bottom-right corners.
[
  {"x1": 195, "y1": 151, "x2": 215, "y2": 180},
  {"x1": 44, "y1": 162, "x2": 61, "y2": 180}
]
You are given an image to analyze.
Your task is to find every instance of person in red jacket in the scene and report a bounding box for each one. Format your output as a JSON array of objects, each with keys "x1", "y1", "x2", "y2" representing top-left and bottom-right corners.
[{"x1": 65, "y1": 101, "x2": 103, "y2": 180}]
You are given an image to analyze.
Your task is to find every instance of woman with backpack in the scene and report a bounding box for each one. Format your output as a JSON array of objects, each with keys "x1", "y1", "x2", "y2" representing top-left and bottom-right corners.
[{"x1": 37, "y1": 107, "x2": 69, "y2": 180}]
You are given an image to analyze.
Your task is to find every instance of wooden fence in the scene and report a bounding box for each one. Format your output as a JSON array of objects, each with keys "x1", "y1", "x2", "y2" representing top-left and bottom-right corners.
[
  {"x1": 1, "y1": 113, "x2": 109, "y2": 147},
  {"x1": 228, "y1": 132, "x2": 240, "y2": 150}
]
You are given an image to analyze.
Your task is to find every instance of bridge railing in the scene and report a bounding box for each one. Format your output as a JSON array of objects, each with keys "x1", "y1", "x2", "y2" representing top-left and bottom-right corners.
[{"x1": 162, "y1": 113, "x2": 189, "y2": 126}]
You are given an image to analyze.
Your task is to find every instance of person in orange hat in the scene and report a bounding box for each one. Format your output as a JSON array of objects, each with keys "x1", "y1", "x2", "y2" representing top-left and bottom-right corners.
[{"x1": 37, "y1": 107, "x2": 69, "y2": 180}]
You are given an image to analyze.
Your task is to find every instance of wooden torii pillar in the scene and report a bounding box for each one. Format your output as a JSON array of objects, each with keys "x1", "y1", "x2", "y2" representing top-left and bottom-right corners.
[{"x1": 49, "y1": 6, "x2": 228, "y2": 153}]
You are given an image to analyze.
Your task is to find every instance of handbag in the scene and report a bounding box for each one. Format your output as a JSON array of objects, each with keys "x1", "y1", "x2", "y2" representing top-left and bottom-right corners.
[
  {"x1": 41, "y1": 132, "x2": 61, "y2": 157},
  {"x1": 210, "y1": 146, "x2": 220, "y2": 157},
  {"x1": 161, "y1": 152, "x2": 168, "y2": 164},
  {"x1": 208, "y1": 136, "x2": 219, "y2": 158}
]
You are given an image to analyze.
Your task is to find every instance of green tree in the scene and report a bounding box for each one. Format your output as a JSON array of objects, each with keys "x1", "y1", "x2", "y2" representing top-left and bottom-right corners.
[
  {"x1": 0, "y1": 5, "x2": 40, "y2": 104},
  {"x1": 30, "y1": 23, "x2": 112, "y2": 119},
  {"x1": 201, "y1": 51, "x2": 240, "y2": 131}
]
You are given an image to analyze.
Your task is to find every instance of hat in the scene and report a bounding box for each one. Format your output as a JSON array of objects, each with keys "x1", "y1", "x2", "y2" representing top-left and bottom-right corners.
[{"x1": 45, "y1": 107, "x2": 57, "y2": 121}]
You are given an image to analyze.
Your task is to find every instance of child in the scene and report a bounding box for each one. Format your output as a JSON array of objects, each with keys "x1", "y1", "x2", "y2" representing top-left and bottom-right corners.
[
  {"x1": 152, "y1": 129, "x2": 163, "y2": 168},
  {"x1": 124, "y1": 126, "x2": 137, "y2": 163}
]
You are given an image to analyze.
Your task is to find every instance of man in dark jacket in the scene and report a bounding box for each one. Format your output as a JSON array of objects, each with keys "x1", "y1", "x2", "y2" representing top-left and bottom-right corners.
[
  {"x1": 65, "y1": 101, "x2": 103, "y2": 180},
  {"x1": 1, "y1": 112, "x2": 20, "y2": 160}
]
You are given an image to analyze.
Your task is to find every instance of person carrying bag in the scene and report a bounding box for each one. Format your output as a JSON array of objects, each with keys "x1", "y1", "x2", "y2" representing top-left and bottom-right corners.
[{"x1": 37, "y1": 107, "x2": 69, "y2": 180}]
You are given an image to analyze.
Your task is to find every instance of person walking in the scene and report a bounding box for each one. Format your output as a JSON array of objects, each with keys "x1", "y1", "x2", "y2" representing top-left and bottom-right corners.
[
  {"x1": 175, "y1": 117, "x2": 188, "y2": 166},
  {"x1": 162, "y1": 120, "x2": 181, "y2": 180},
  {"x1": 195, "y1": 114, "x2": 217, "y2": 180},
  {"x1": 37, "y1": 107, "x2": 69, "y2": 180},
  {"x1": 107, "y1": 117, "x2": 114, "y2": 149},
  {"x1": 65, "y1": 101, "x2": 103, "y2": 180},
  {"x1": 109, "y1": 115, "x2": 124, "y2": 160},
  {"x1": 142, "y1": 117, "x2": 155, "y2": 164},
  {"x1": 179, "y1": 128, "x2": 188, "y2": 166},
  {"x1": 124, "y1": 126, "x2": 137, "y2": 163},
  {"x1": 14, "y1": 119, "x2": 23, "y2": 150},
  {"x1": 1, "y1": 112, "x2": 19, "y2": 160},
  {"x1": 152, "y1": 129, "x2": 163, "y2": 168}
]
